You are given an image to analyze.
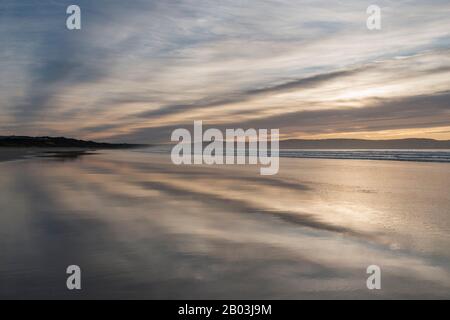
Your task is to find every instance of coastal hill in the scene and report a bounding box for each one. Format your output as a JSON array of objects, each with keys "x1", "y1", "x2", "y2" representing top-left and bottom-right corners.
[
  {"x1": 0, "y1": 136, "x2": 145, "y2": 149},
  {"x1": 2, "y1": 136, "x2": 450, "y2": 150},
  {"x1": 279, "y1": 138, "x2": 450, "y2": 149}
]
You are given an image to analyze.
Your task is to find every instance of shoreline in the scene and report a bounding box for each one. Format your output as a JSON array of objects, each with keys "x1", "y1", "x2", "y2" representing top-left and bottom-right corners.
[{"x1": 3, "y1": 147, "x2": 450, "y2": 165}]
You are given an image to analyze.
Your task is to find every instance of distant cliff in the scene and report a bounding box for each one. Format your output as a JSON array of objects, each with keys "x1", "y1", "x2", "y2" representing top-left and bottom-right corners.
[
  {"x1": 279, "y1": 138, "x2": 450, "y2": 149},
  {"x1": 0, "y1": 136, "x2": 146, "y2": 149}
]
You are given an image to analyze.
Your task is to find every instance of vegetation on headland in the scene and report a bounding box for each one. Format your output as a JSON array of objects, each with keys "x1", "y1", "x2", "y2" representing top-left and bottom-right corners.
[{"x1": 0, "y1": 136, "x2": 146, "y2": 149}]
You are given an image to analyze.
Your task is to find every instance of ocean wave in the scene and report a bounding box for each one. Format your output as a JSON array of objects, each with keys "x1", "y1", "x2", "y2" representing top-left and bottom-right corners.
[{"x1": 278, "y1": 150, "x2": 450, "y2": 162}]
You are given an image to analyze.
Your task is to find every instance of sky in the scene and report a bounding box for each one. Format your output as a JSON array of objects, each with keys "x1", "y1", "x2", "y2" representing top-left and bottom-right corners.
[{"x1": 0, "y1": 0, "x2": 449, "y2": 143}]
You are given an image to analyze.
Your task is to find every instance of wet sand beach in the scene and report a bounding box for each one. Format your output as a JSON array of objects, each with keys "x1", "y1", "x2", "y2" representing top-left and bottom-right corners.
[
  {"x1": 1, "y1": 148, "x2": 450, "y2": 299},
  {"x1": 0, "y1": 148, "x2": 38, "y2": 162},
  {"x1": 0, "y1": 148, "x2": 102, "y2": 163}
]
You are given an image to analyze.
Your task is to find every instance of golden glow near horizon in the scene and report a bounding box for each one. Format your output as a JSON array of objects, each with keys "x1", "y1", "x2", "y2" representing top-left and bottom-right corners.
[
  {"x1": 0, "y1": 1, "x2": 449, "y2": 142},
  {"x1": 290, "y1": 126, "x2": 450, "y2": 141}
]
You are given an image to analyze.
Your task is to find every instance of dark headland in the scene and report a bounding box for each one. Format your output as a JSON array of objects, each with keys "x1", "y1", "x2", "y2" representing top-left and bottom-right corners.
[
  {"x1": 0, "y1": 136, "x2": 146, "y2": 149},
  {"x1": 0, "y1": 136, "x2": 147, "y2": 162}
]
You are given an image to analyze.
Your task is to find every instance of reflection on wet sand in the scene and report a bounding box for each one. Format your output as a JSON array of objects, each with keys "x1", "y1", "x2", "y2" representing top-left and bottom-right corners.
[
  {"x1": 36, "y1": 150, "x2": 100, "y2": 161},
  {"x1": 1, "y1": 149, "x2": 450, "y2": 298}
]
